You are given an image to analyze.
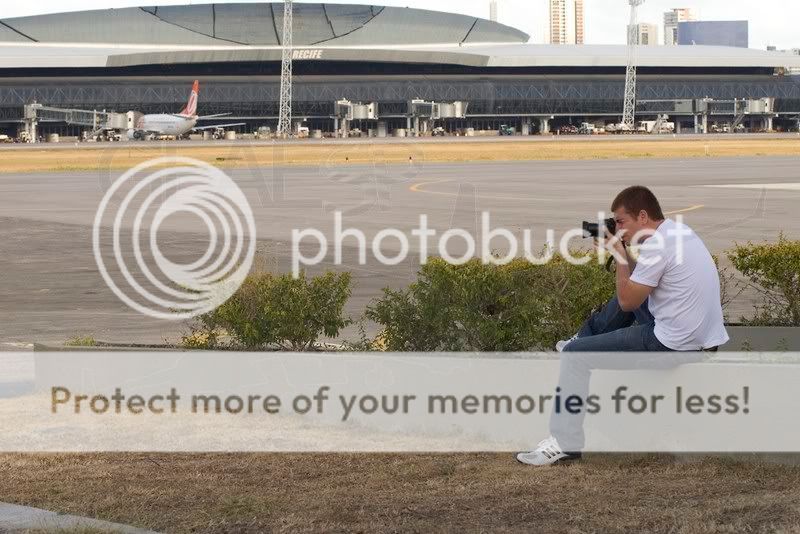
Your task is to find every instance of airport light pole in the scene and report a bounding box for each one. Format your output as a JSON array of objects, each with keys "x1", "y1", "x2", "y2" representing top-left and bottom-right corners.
[
  {"x1": 622, "y1": 0, "x2": 645, "y2": 131},
  {"x1": 277, "y1": 0, "x2": 294, "y2": 138}
]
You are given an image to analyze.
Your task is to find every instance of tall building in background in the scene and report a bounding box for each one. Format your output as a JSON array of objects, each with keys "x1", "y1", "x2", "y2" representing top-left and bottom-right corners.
[
  {"x1": 549, "y1": 0, "x2": 583, "y2": 44},
  {"x1": 549, "y1": 0, "x2": 567, "y2": 44},
  {"x1": 664, "y1": 8, "x2": 695, "y2": 45},
  {"x1": 678, "y1": 20, "x2": 749, "y2": 48},
  {"x1": 574, "y1": 0, "x2": 584, "y2": 45},
  {"x1": 489, "y1": 0, "x2": 498, "y2": 22},
  {"x1": 630, "y1": 23, "x2": 659, "y2": 46}
]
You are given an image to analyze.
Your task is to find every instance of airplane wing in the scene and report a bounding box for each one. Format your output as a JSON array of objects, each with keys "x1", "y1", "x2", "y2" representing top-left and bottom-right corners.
[
  {"x1": 197, "y1": 113, "x2": 232, "y2": 120},
  {"x1": 171, "y1": 113, "x2": 233, "y2": 120},
  {"x1": 191, "y1": 122, "x2": 246, "y2": 131}
]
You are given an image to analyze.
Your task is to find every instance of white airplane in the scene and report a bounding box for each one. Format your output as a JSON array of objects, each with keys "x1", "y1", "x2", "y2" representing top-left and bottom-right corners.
[{"x1": 127, "y1": 80, "x2": 245, "y2": 140}]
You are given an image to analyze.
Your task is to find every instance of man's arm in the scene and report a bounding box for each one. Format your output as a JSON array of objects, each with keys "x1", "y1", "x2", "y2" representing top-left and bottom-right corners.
[
  {"x1": 624, "y1": 245, "x2": 637, "y2": 272},
  {"x1": 607, "y1": 233, "x2": 653, "y2": 312}
]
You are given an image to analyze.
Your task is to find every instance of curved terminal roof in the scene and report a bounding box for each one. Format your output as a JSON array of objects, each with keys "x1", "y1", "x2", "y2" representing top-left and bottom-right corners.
[
  {"x1": 0, "y1": 3, "x2": 799, "y2": 71},
  {"x1": 0, "y1": 3, "x2": 529, "y2": 46},
  {"x1": 2, "y1": 43, "x2": 800, "y2": 71}
]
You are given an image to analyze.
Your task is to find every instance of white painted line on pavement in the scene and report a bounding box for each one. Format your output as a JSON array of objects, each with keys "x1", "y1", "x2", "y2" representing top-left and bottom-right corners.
[{"x1": 701, "y1": 183, "x2": 800, "y2": 191}]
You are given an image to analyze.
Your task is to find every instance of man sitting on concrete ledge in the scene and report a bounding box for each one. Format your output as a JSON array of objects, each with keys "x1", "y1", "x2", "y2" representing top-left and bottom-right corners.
[{"x1": 517, "y1": 185, "x2": 729, "y2": 466}]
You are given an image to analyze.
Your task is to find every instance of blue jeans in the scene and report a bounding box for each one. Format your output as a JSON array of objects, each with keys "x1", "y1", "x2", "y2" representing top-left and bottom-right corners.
[
  {"x1": 550, "y1": 297, "x2": 705, "y2": 452},
  {"x1": 563, "y1": 296, "x2": 670, "y2": 352}
]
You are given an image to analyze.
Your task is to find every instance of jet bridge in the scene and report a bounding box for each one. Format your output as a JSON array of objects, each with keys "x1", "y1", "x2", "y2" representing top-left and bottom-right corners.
[
  {"x1": 406, "y1": 99, "x2": 468, "y2": 136},
  {"x1": 636, "y1": 98, "x2": 776, "y2": 134},
  {"x1": 23, "y1": 103, "x2": 128, "y2": 143},
  {"x1": 333, "y1": 99, "x2": 378, "y2": 138}
]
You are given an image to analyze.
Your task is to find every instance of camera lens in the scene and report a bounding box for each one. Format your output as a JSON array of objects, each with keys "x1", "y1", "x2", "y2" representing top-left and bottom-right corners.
[{"x1": 582, "y1": 221, "x2": 600, "y2": 238}]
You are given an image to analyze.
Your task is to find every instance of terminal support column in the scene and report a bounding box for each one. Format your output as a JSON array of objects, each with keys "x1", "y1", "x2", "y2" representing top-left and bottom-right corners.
[{"x1": 538, "y1": 117, "x2": 550, "y2": 134}]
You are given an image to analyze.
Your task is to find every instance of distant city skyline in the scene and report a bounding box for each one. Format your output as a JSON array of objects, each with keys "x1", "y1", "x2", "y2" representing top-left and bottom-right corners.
[
  {"x1": 663, "y1": 7, "x2": 695, "y2": 46},
  {"x1": 630, "y1": 22, "x2": 659, "y2": 46},
  {"x1": 0, "y1": 0, "x2": 796, "y2": 49},
  {"x1": 677, "y1": 20, "x2": 749, "y2": 48},
  {"x1": 549, "y1": 0, "x2": 567, "y2": 44},
  {"x1": 548, "y1": 0, "x2": 583, "y2": 44},
  {"x1": 574, "y1": 0, "x2": 584, "y2": 45}
]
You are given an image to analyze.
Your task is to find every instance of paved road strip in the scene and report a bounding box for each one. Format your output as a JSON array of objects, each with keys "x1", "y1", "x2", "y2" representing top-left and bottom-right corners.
[{"x1": 0, "y1": 501, "x2": 159, "y2": 533}]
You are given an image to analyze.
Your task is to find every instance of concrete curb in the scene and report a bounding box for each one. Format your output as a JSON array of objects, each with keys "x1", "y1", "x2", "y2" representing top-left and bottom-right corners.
[
  {"x1": 724, "y1": 326, "x2": 800, "y2": 351},
  {"x1": 30, "y1": 327, "x2": 800, "y2": 354},
  {"x1": 0, "y1": 502, "x2": 159, "y2": 533}
]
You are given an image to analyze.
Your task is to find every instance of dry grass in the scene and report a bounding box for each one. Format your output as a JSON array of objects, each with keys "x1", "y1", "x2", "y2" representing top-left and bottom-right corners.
[
  {"x1": 1, "y1": 453, "x2": 799, "y2": 533},
  {"x1": 2, "y1": 138, "x2": 800, "y2": 174}
]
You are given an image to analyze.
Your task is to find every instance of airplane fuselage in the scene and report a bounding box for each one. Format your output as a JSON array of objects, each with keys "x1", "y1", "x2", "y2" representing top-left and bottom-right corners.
[
  {"x1": 127, "y1": 81, "x2": 241, "y2": 140},
  {"x1": 137, "y1": 114, "x2": 198, "y2": 137}
]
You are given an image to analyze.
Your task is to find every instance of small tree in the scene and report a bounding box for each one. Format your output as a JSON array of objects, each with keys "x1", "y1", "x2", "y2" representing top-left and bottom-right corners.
[
  {"x1": 365, "y1": 255, "x2": 615, "y2": 351},
  {"x1": 268, "y1": 271, "x2": 353, "y2": 350},
  {"x1": 712, "y1": 254, "x2": 744, "y2": 323},
  {"x1": 727, "y1": 234, "x2": 800, "y2": 326},
  {"x1": 183, "y1": 271, "x2": 352, "y2": 350}
]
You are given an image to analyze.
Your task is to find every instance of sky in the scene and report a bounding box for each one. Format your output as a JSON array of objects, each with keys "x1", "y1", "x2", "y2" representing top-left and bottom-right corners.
[{"x1": 0, "y1": 0, "x2": 795, "y2": 50}]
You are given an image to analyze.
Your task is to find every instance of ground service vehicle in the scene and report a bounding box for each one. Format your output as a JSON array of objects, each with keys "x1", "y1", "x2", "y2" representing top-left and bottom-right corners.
[{"x1": 499, "y1": 124, "x2": 515, "y2": 136}]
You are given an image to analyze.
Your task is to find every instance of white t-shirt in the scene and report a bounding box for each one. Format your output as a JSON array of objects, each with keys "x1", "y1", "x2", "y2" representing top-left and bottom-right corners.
[{"x1": 629, "y1": 219, "x2": 729, "y2": 351}]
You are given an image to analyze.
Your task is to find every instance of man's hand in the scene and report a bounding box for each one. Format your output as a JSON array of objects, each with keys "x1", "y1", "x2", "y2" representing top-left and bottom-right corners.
[
  {"x1": 594, "y1": 226, "x2": 628, "y2": 266},
  {"x1": 605, "y1": 225, "x2": 627, "y2": 256}
]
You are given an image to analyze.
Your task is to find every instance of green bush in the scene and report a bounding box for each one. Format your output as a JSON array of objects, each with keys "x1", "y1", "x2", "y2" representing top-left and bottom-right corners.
[
  {"x1": 64, "y1": 335, "x2": 97, "y2": 347},
  {"x1": 727, "y1": 235, "x2": 800, "y2": 326},
  {"x1": 365, "y1": 255, "x2": 615, "y2": 351},
  {"x1": 711, "y1": 254, "x2": 744, "y2": 322},
  {"x1": 184, "y1": 271, "x2": 352, "y2": 350}
]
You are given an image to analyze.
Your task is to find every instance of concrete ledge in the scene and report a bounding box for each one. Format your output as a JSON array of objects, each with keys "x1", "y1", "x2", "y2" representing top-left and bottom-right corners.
[
  {"x1": 722, "y1": 326, "x2": 800, "y2": 351},
  {"x1": 32, "y1": 327, "x2": 800, "y2": 354},
  {"x1": 33, "y1": 343, "x2": 183, "y2": 352}
]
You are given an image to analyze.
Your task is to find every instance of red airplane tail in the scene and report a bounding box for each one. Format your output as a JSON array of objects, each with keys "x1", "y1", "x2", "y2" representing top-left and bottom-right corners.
[{"x1": 179, "y1": 80, "x2": 199, "y2": 116}]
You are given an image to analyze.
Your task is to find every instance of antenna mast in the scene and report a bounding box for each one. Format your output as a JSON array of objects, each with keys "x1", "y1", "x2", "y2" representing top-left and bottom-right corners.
[
  {"x1": 277, "y1": 0, "x2": 294, "y2": 138},
  {"x1": 622, "y1": 0, "x2": 645, "y2": 131}
]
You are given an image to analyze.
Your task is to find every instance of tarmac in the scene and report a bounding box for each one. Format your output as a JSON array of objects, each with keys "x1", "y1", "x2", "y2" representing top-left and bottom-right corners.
[{"x1": 0, "y1": 156, "x2": 798, "y2": 347}]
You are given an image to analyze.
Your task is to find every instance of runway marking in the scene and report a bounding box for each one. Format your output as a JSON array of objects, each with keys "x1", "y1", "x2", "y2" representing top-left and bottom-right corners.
[
  {"x1": 700, "y1": 183, "x2": 800, "y2": 191},
  {"x1": 665, "y1": 205, "x2": 705, "y2": 215},
  {"x1": 408, "y1": 179, "x2": 452, "y2": 194},
  {"x1": 410, "y1": 180, "x2": 705, "y2": 215},
  {"x1": 409, "y1": 179, "x2": 551, "y2": 202}
]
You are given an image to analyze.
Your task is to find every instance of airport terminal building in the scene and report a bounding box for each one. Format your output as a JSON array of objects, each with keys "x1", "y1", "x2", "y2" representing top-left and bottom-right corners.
[{"x1": 2, "y1": 2, "x2": 800, "y2": 136}]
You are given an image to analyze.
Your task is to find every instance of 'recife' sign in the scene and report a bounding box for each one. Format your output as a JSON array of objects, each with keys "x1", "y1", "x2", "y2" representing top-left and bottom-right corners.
[{"x1": 292, "y1": 49, "x2": 324, "y2": 60}]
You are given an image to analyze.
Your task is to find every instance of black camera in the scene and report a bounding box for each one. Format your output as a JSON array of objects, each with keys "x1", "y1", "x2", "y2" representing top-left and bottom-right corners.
[{"x1": 582, "y1": 218, "x2": 617, "y2": 239}]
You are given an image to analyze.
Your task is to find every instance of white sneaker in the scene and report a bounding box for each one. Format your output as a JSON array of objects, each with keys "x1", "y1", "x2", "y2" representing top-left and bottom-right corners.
[
  {"x1": 556, "y1": 333, "x2": 579, "y2": 352},
  {"x1": 516, "y1": 436, "x2": 581, "y2": 466}
]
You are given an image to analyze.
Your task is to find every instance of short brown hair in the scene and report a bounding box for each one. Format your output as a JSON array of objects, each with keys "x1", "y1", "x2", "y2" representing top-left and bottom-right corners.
[{"x1": 611, "y1": 186, "x2": 665, "y2": 220}]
